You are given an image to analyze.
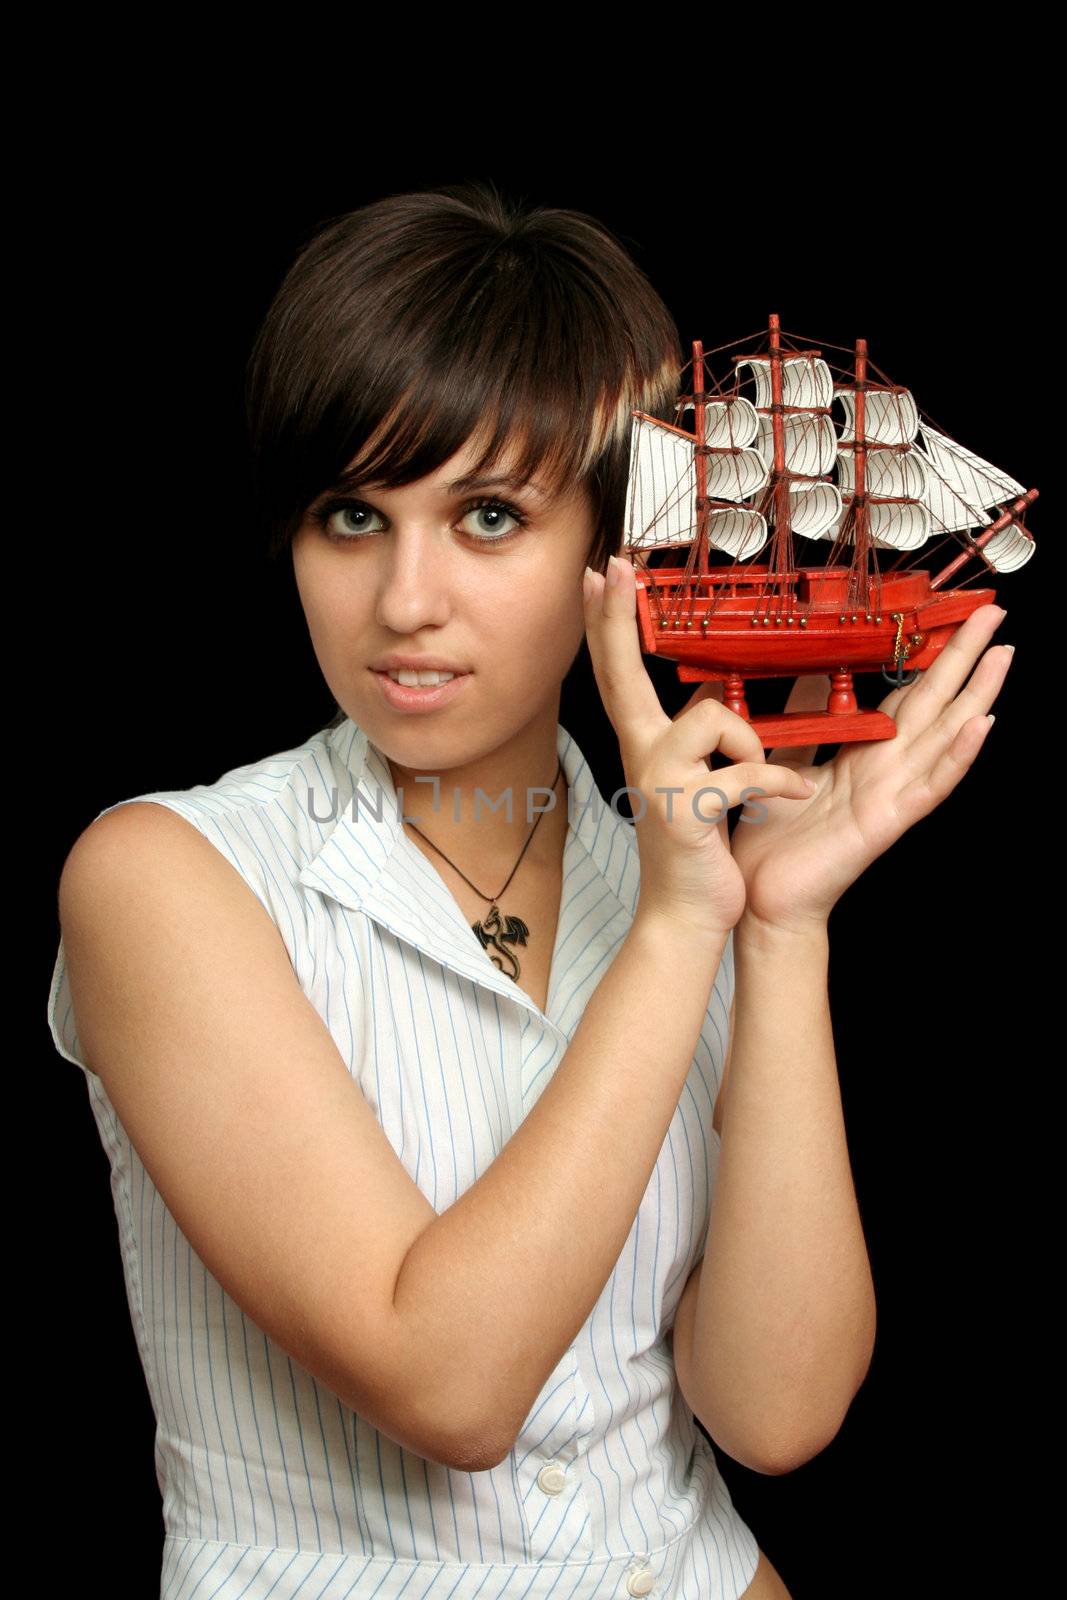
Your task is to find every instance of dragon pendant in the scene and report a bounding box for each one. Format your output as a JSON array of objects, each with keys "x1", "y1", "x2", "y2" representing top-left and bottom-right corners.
[{"x1": 472, "y1": 903, "x2": 530, "y2": 982}]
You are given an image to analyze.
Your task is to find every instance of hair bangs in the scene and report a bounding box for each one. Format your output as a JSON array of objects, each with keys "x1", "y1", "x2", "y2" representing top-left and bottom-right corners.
[
  {"x1": 247, "y1": 182, "x2": 683, "y2": 570},
  {"x1": 307, "y1": 345, "x2": 681, "y2": 537}
]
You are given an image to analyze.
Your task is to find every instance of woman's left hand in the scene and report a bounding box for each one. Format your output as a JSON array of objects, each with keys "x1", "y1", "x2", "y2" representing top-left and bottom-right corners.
[{"x1": 707, "y1": 602, "x2": 1013, "y2": 934}]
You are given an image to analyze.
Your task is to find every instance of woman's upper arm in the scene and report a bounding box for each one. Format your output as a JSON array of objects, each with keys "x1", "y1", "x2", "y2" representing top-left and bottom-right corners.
[{"x1": 57, "y1": 800, "x2": 472, "y2": 1469}]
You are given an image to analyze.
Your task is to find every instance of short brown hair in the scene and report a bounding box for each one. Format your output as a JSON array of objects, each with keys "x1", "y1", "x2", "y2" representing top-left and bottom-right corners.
[{"x1": 244, "y1": 180, "x2": 682, "y2": 577}]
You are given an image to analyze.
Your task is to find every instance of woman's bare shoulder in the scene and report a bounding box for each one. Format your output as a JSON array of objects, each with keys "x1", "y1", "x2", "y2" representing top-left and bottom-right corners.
[
  {"x1": 58, "y1": 797, "x2": 280, "y2": 1000},
  {"x1": 62, "y1": 798, "x2": 237, "y2": 905},
  {"x1": 67, "y1": 795, "x2": 207, "y2": 851}
]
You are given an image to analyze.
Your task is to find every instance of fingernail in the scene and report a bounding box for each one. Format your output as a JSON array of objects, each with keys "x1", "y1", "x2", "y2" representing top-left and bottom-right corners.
[
  {"x1": 987, "y1": 714, "x2": 996, "y2": 727},
  {"x1": 606, "y1": 556, "x2": 620, "y2": 587},
  {"x1": 803, "y1": 777, "x2": 818, "y2": 793},
  {"x1": 583, "y1": 566, "x2": 594, "y2": 601},
  {"x1": 1004, "y1": 643, "x2": 1015, "y2": 655}
]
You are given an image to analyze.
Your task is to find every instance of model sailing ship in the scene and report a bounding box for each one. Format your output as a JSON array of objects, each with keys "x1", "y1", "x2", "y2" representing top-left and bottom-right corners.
[{"x1": 623, "y1": 314, "x2": 1038, "y2": 745}]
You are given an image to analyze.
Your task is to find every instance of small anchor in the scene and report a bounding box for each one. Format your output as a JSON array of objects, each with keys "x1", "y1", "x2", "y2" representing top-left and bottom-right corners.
[
  {"x1": 472, "y1": 904, "x2": 530, "y2": 982},
  {"x1": 881, "y1": 611, "x2": 920, "y2": 688},
  {"x1": 881, "y1": 658, "x2": 919, "y2": 688}
]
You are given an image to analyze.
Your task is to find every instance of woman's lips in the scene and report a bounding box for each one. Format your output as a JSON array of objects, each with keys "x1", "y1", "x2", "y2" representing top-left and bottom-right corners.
[{"x1": 370, "y1": 668, "x2": 473, "y2": 713}]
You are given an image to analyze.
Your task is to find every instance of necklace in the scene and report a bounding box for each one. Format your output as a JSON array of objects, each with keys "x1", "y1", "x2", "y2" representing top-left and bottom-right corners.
[{"x1": 401, "y1": 758, "x2": 564, "y2": 983}]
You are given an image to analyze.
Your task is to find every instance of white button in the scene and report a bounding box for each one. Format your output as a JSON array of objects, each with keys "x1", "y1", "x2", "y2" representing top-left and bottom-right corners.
[
  {"x1": 626, "y1": 1564, "x2": 655, "y2": 1596},
  {"x1": 536, "y1": 1461, "x2": 567, "y2": 1494}
]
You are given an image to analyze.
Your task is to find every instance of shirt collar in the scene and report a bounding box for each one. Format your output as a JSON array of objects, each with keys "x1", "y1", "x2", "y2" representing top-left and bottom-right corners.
[{"x1": 297, "y1": 715, "x2": 639, "y2": 1030}]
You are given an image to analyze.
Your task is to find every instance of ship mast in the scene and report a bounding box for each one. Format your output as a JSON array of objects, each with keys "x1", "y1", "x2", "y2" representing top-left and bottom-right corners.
[
  {"x1": 848, "y1": 336, "x2": 878, "y2": 612},
  {"x1": 692, "y1": 340, "x2": 710, "y2": 576},
  {"x1": 767, "y1": 314, "x2": 791, "y2": 604}
]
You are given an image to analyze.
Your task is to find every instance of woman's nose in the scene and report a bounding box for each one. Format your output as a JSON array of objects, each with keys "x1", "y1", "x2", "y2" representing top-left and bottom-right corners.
[{"x1": 373, "y1": 529, "x2": 452, "y2": 634}]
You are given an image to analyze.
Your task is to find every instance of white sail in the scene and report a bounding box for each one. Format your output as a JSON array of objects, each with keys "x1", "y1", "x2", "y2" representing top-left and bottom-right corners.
[
  {"x1": 754, "y1": 412, "x2": 838, "y2": 477},
  {"x1": 836, "y1": 446, "x2": 930, "y2": 501},
  {"x1": 679, "y1": 395, "x2": 761, "y2": 448},
  {"x1": 819, "y1": 446, "x2": 934, "y2": 549},
  {"x1": 821, "y1": 496, "x2": 931, "y2": 552},
  {"x1": 835, "y1": 386, "x2": 920, "y2": 446},
  {"x1": 680, "y1": 397, "x2": 768, "y2": 499},
  {"x1": 739, "y1": 358, "x2": 841, "y2": 547},
  {"x1": 866, "y1": 501, "x2": 930, "y2": 551},
  {"x1": 911, "y1": 448, "x2": 994, "y2": 536},
  {"x1": 624, "y1": 366, "x2": 1035, "y2": 576},
  {"x1": 978, "y1": 523, "x2": 1036, "y2": 573},
  {"x1": 706, "y1": 508, "x2": 770, "y2": 560},
  {"x1": 917, "y1": 423, "x2": 1027, "y2": 511},
  {"x1": 737, "y1": 354, "x2": 834, "y2": 410},
  {"x1": 700, "y1": 515, "x2": 767, "y2": 566},
  {"x1": 623, "y1": 414, "x2": 694, "y2": 549},
  {"x1": 623, "y1": 409, "x2": 770, "y2": 553},
  {"x1": 826, "y1": 399, "x2": 1028, "y2": 555},
  {"x1": 708, "y1": 447, "x2": 769, "y2": 501},
  {"x1": 786, "y1": 481, "x2": 845, "y2": 541},
  {"x1": 832, "y1": 386, "x2": 934, "y2": 548}
]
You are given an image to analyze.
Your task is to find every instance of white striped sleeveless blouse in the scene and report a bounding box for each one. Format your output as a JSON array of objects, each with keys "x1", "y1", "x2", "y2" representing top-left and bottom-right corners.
[{"x1": 47, "y1": 713, "x2": 759, "y2": 1599}]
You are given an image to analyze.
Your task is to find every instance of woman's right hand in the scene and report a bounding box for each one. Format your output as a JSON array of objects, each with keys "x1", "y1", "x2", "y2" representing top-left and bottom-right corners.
[{"x1": 582, "y1": 554, "x2": 817, "y2": 935}]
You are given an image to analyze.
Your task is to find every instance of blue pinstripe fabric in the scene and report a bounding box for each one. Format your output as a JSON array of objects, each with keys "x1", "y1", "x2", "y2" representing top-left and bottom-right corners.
[{"x1": 47, "y1": 715, "x2": 759, "y2": 1599}]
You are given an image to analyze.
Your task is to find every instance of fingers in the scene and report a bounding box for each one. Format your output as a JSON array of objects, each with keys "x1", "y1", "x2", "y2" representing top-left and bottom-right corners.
[
  {"x1": 684, "y1": 755, "x2": 817, "y2": 816},
  {"x1": 896, "y1": 711, "x2": 996, "y2": 829},
  {"x1": 899, "y1": 637, "x2": 1014, "y2": 778},
  {"x1": 672, "y1": 682, "x2": 727, "y2": 845},
  {"x1": 669, "y1": 701, "x2": 816, "y2": 806},
  {"x1": 670, "y1": 693, "x2": 766, "y2": 768},
  {"x1": 889, "y1": 604, "x2": 1008, "y2": 734},
  {"x1": 583, "y1": 556, "x2": 666, "y2": 746},
  {"x1": 671, "y1": 678, "x2": 724, "y2": 724},
  {"x1": 584, "y1": 559, "x2": 815, "y2": 812}
]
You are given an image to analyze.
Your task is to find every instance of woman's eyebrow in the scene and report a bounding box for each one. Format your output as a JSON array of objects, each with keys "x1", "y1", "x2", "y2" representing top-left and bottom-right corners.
[
  {"x1": 447, "y1": 473, "x2": 550, "y2": 500},
  {"x1": 318, "y1": 471, "x2": 551, "y2": 502}
]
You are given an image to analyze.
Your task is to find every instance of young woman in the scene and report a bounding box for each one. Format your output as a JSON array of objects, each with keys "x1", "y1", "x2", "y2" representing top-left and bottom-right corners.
[{"x1": 48, "y1": 181, "x2": 1012, "y2": 1599}]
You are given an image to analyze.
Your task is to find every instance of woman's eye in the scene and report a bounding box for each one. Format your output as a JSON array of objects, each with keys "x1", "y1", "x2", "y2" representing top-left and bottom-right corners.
[
  {"x1": 459, "y1": 501, "x2": 526, "y2": 543},
  {"x1": 311, "y1": 496, "x2": 527, "y2": 546},
  {"x1": 318, "y1": 503, "x2": 383, "y2": 541}
]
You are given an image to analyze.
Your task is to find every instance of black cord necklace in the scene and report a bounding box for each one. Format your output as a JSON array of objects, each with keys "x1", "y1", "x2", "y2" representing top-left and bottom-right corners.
[{"x1": 402, "y1": 758, "x2": 564, "y2": 983}]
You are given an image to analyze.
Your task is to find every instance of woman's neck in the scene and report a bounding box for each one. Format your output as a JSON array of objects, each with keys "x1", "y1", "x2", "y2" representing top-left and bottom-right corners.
[{"x1": 385, "y1": 712, "x2": 568, "y2": 884}]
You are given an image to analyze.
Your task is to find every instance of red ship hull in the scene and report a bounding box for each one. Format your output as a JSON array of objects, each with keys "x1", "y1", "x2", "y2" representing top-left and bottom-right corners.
[{"x1": 636, "y1": 565, "x2": 997, "y2": 746}]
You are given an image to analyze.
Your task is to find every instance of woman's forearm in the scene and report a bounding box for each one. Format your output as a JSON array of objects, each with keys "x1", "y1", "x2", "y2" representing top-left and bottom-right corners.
[
  {"x1": 391, "y1": 911, "x2": 728, "y2": 1468},
  {"x1": 689, "y1": 912, "x2": 876, "y2": 1471}
]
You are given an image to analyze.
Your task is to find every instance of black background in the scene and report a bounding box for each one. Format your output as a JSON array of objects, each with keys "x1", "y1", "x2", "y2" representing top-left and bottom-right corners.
[{"x1": 36, "y1": 113, "x2": 1052, "y2": 1599}]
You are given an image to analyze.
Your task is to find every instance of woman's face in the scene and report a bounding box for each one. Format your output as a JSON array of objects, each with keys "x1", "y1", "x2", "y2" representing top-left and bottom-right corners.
[{"x1": 291, "y1": 434, "x2": 597, "y2": 773}]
